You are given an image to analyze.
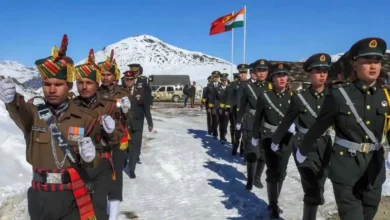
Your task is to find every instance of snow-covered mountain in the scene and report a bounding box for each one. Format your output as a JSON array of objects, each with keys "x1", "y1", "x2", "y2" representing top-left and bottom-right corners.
[
  {"x1": 77, "y1": 34, "x2": 234, "y2": 85},
  {"x1": 0, "y1": 61, "x2": 39, "y2": 84}
]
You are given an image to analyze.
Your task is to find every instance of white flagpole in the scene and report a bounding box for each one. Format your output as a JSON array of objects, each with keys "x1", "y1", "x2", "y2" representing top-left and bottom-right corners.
[
  {"x1": 231, "y1": 11, "x2": 234, "y2": 81},
  {"x1": 243, "y1": 5, "x2": 246, "y2": 63}
]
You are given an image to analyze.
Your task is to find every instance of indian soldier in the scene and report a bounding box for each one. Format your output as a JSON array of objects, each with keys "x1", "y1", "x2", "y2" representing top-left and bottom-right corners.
[
  {"x1": 123, "y1": 69, "x2": 153, "y2": 179},
  {"x1": 237, "y1": 59, "x2": 273, "y2": 190},
  {"x1": 297, "y1": 38, "x2": 390, "y2": 220},
  {"x1": 128, "y1": 63, "x2": 153, "y2": 163},
  {"x1": 201, "y1": 75, "x2": 213, "y2": 134},
  {"x1": 209, "y1": 73, "x2": 230, "y2": 144},
  {"x1": 249, "y1": 63, "x2": 295, "y2": 219},
  {"x1": 73, "y1": 49, "x2": 125, "y2": 219},
  {"x1": 271, "y1": 53, "x2": 332, "y2": 219},
  {"x1": 97, "y1": 49, "x2": 131, "y2": 220},
  {"x1": 0, "y1": 34, "x2": 100, "y2": 220},
  {"x1": 229, "y1": 64, "x2": 250, "y2": 156},
  {"x1": 127, "y1": 64, "x2": 153, "y2": 164},
  {"x1": 207, "y1": 71, "x2": 221, "y2": 138}
]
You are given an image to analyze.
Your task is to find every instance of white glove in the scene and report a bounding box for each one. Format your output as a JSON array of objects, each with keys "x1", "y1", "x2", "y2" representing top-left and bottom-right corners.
[
  {"x1": 120, "y1": 97, "x2": 131, "y2": 114},
  {"x1": 102, "y1": 115, "x2": 115, "y2": 134},
  {"x1": 271, "y1": 143, "x2": 279, "y2": 152},
  {"x1": 386, "y1": 152, "x2": 390, "y2": 169},
  {"x1": 78, "y1": 137, "x2": 96, "y2": 163},
  {"x1": 288, "y1": 123, "x2": 296, "y2": 134},
  {"x1": 296, "y1": 148, "x2": 307, "y2": 164},
  {"x1": 224, "y1": 111, "x2": 229, "y2": 116},
  {"x1": 251, "y1": 138, "x2": 258, "y2": 146},
  {"x1": 207, "y1": 109, "x2": 211, "y2": 113},
  {"x1": 236, "y1": 123, "x2": 241, "y2": 130},
  {"x1": 0, "y1": 79, "x2": 16, "y2": 103},
  {"x1": 218, "y1": 109, "x2": 223, "y2": 114}
]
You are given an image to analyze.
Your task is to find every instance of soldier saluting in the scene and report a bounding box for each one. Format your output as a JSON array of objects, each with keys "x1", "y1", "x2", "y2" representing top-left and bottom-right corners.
[
  {"x1": 271, "y1": 53, "x2": 333, "y2": 219},
  {"x1": 237, "y1": 59, "x2": 273, "y2": 190},
  {"x1": 0, "y1": 35, "x2": 99, "y2": 220},
  {"x1": 249, "y1": 63, "x2": 295, "y2": 219},
  {"x1": 297, "y1": 38, "x2": 390, "y2": 220}
]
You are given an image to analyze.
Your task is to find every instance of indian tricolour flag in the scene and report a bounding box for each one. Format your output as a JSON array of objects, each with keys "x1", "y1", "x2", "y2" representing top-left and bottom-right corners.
[{"x1": 225, "y1": 8, "x2": 245, "y2": 29}]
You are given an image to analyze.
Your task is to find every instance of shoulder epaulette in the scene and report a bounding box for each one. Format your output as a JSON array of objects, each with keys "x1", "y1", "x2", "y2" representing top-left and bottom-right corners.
[
  {"x1": 332, "y1": 82, "x2": 350, "y2": 88},
  {"x1": 268, "y1": 83, "x2": 273, "y2": 90}
]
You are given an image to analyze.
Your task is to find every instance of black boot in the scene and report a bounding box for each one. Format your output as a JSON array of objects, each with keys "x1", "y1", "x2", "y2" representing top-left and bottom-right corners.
[
  {"x1": 267, "y1": 182, "x2": 280, "y2": 219},
  {"x1": 230, "y1": 132, "x2": 235, "y2": 145},
  {"x1": 245, "y1": 162, "x2": 256, "y2": 190},
  {"x1": 254, "y1": 159, "x2": 265, "y2": 189},
  {"x1": 302, "y1": 204, "x2": 318, "y2": 220}
]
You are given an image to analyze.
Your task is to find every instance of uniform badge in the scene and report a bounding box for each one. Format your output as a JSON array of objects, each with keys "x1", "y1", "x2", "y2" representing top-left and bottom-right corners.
[
  {"x1": 278, "y1": 64, "x2": 283, "y2": 69},
  {"x1": 382, "y1": 101, "x2": 388, "y2": 107},
  {"x1": 319, "y1": 55, "x2": 326, "y2": 61},
  {"x1": 68, "y1": 127, "x2": 85, "y2": 142},
  {"x1": 32, "y1": 126, "x2": 47, "y2": 132},
  {"x1": 260, "y1": 60, "x2": 265, "y2": 65},
  {"x1": 369, "y1": 40, "x2": 377, "y2": 48}
]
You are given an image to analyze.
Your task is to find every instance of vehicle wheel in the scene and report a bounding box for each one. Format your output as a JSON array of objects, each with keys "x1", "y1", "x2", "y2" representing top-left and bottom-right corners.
[{"x1": 172, "y1": 95, "x2": 180, "y2": 103}]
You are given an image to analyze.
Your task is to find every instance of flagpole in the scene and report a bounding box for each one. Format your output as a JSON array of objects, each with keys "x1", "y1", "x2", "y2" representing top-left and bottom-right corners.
[
  {"x1": 243, "y1": 5, "x2": 246, "y2": 63},
  {"x1": 231, "y1": 11, "x2": 234, "y2": 81}
]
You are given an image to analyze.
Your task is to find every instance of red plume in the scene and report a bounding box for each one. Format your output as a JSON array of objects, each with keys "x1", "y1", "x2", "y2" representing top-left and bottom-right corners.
[
  {"x1": 54, "y1": 34, "x2": 68, "y2": 62},
  {"x1": 88, "y1": 49, "x2": 95, "y2": 64},
  {"x1": 110, "y1": 49, "x2": 114, "y2": 62}
]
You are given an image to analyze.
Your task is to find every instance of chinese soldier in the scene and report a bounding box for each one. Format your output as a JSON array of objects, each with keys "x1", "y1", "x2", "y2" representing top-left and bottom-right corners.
[
  {"x1": 228, "y1": 64, "x2": 250, "y2": 156},
  {"x1": 207, "y1": 71, "x2": 221, "y2": 138},
  {"x1": 271, "y1": 53, "x2": 333, "y2": 219},
  {"x1": 297, "y1": 38, "x2": 389, "y2": 220},
  {"x1": 237, "y1": 59, "x2": 273, "y2": 190},
  {"x1": 209, "y1": 73, "x2": 230, "y2": 144},
  {"x1": 250, "y1": 63, "x2": 295, "y2": 219},
  {"x1": 97, "y1": 49, "x2": 131, "y2": 220},
  {"x1": 224, "y1": 73, "x2": 240, "y2": 144},
  {"x1": 201, "y1": 75, "x2": 213, "y2": 134},
  {"x1": 0, "y1": 35, "x2": 99, "y2": 220}
]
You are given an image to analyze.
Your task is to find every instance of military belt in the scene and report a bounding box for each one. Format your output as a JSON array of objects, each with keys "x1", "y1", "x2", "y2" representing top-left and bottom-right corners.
[
  {"x1": 264, "y1": 122, "x2": 278, "y2": 132},
  {"x1": 297, "y1": 125, "x2": 330, "y2": 136},
  {"x1": 334, "y1": 136, "x2": 380, "y2": 153}
]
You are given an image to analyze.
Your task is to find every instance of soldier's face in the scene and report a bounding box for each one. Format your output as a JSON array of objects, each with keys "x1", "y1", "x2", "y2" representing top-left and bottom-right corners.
[
  {"x1": 125, "y1": 78, "x2": 135, "y2": 87},
  {"x1": 239, "y1": 72, "x2": 247, "y2": 81},
  {"x1": 250, "y1": 73, "x2": 257, "y2": 80},
  {"x1": 42, "y1": 78, "x2": 71, "y2": 106},
  {"x1": 310, "y1": 68, "x2": 328, "y2": 87},
  {"x1": 255, "y1": 69, "x2": 268, "y2": 81},
  {"x1": 221, "y1": 79, "x2": 227, "y2": 86},
  {"x1": 76, "y1": 78, "x2": 98, "y2": 98},
  {"x1": 213, "y1": 76, "x2": 219, "y2": 82},
  {"x1": 101, "y1": 71, "x2": 115, "y2": 86},
  {"x1": 353, "y1": 57, "x2": 382, "y2": 84},
  {"x1": 273, "y1": 73, "x2": 288, "y2": 89}
]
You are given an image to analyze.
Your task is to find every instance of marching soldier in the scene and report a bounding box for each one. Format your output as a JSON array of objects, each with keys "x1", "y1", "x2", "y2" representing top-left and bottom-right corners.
[
  {"x1": 201, "y1": 75, "x2": 213, "y2": 134},
  {"x1": 224, "y1": 73, "x2": 240, "y2": 144},
  {"x1": 207, "y1": 71, "x2": 221, "y2": 138},
  {"x1": 228, "y1": 64, "x2": 249, "y2": 156},
  {"x1": 97, "y1": 49, "x2": 131, "y2": 220},
  {"x1": 297, "y1": 38, "x2": 390, "y2": 220},
  {"x1": 209, "y1": 73, "x2": 230, "y2": 144},
  {"x1": 237, "y1": 59, "x2": 273, "y2": 190},
  {"x1": 271, "y1": 53, "x2": 333, "y2": 219},
  {"x1": 127, "y1": 64, "x2": 153, "y2": 164},
  {"x1": 74, "y1": 49, "x2": 124, "y2": 219},
  {"x1": 250, "y1": 63, "x2": 295, "y2": 219},
  {"x1": 122, "y1": 69, "x2": 153, "y2": 179},
  {"x1": 0, "y1": 35, "x2": 99, "y2": 220}
]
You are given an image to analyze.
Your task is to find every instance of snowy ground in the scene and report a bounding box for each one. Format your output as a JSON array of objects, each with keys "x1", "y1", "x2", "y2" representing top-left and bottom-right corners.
[{"x1": 1, "y1": 106, "x2": 390, "y2": 220}]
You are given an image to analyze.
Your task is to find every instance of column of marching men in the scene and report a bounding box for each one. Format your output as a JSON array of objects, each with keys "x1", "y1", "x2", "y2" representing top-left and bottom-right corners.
[
  {"x1": 201, "y1": 37, "x2": 390, "y2": 220},
  {"x1": 0, "y1": 34, "x2": 153, "y2": 220}
]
